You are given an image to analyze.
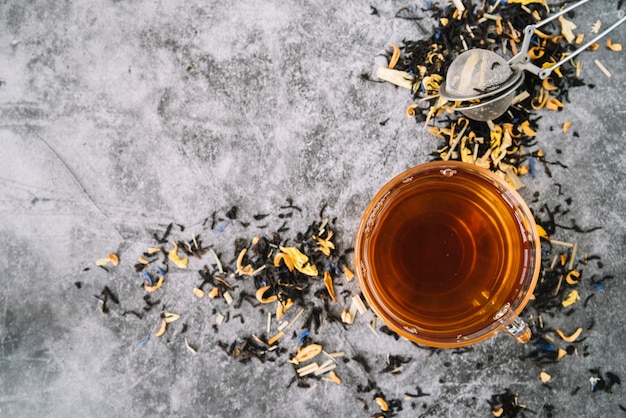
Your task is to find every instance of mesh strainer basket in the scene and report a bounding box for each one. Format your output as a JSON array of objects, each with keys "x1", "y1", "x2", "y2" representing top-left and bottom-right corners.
[
  {"x1": 444, "y1": 49, "x2": 514, "y2": 98},
  {"x1": 439, "y1": 49, "x2": 524, "y2": 121},
  {"x1": 437, "y1": 0, "x2": 626, "y2": 121}
]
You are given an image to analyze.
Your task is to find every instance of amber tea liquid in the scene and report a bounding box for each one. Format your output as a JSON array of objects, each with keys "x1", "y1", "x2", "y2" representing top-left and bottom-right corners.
[{"x1": 363, "y1": 167, "x2": 534, "y2": 342}]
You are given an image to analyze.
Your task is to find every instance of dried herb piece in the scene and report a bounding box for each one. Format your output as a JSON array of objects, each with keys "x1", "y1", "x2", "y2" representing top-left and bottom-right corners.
[
  {"x1": 95, "y1": 252, "x2": 119, "y2": 267},
  {"x1": 488, "y1": 389, "x2": 527, "y2": 418},
  {"x1": 277, "y1": 246, "x2": 318, "y2": 276},
  {"x1": 168, "y1": 242, "x2": 188, "y2": 269}
]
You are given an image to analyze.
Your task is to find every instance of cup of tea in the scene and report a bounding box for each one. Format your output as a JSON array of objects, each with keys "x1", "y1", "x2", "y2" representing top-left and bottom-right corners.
[{"x1": 355, "y1": 161, "x2": 540, "y2": 348}]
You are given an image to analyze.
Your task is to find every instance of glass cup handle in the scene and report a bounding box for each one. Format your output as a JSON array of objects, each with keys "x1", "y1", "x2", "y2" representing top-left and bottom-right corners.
[{"x1": 504, "y1": 316, "x2": 532, "y2": 344}]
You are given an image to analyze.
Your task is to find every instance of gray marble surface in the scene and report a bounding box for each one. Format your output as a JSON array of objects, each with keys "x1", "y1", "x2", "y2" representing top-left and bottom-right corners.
[{"x1": 1, "y1": 1, "x2": 625, "y2": 417}]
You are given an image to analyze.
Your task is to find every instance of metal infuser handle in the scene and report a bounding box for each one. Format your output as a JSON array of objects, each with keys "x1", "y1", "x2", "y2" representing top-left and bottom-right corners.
[{"x1": 508, "y1": 0, "x2": 626, "y2": 79}]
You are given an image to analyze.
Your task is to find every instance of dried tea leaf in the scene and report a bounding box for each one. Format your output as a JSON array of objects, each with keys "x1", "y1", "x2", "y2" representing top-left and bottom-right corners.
[
  {"x1": 168, "y1": 242, "x2": 188, "y2": 269},
  {"x1": 556, "y1": 327, "x2": 583, "y2": 342}
]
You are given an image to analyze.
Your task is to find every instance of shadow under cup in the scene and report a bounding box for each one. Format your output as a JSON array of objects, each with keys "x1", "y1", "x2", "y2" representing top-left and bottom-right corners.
[{"x1": 355, "y1": 162, "x2": 541, "y2": 348}]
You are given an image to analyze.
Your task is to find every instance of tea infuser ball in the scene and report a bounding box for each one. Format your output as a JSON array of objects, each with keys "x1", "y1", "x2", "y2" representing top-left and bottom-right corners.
[
  {"x1": 438, "y1": 49, "x2": 524, "y2": 122},
  {"x1": 438, "y1": 0, "x2": 626, "y2": 122}
]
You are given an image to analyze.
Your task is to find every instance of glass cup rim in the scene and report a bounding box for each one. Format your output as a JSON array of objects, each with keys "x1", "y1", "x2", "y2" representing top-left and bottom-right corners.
[{"x1": 354, "y1": 161, "x2": 541, "y2": 348}]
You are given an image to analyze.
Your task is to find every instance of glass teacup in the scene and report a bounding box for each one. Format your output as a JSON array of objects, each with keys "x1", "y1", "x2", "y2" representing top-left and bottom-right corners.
[{"x1": 355, "y1": 161, "x2": 540, "y2": 348}]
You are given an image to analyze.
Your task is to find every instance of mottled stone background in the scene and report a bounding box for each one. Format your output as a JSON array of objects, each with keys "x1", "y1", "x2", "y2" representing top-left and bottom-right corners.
[{"x1": 1, "y1": 1, "x2": 624, "y2": 417}]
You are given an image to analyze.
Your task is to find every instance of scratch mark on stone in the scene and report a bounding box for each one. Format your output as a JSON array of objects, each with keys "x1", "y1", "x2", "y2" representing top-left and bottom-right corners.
[{"x1": 34, "y1": 134, "x2": 123, "y2": 240}]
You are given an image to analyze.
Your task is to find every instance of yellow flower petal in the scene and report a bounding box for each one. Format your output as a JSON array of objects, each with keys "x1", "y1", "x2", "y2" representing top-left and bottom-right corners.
[
  {"x1": 236, "y1": 248, "x2": 254, "y2": 275},
  {"x1": 276, "y1": 298, "x2": 293, "y2": 320},
  {"x1": 388, "y1": 43, "x2": 400, "y2": 69},
  {"x1": 168, "y1": 242, "x2": 188, "y2": 269},
  {"x1": 508, "y1": 0, "x2": 547, "y2": 5},
  {"x1": 556, "y1": 327, "x2": 583, "y2": 342},
  {"x1": 607, "y1": 38, "x2": 623, "y2": 52},
  {"x1": 536, "y1": 225, "x2": 549, "y2": 239},
  {"x1": 274, "y1": 252, "x2": 295, "y2": 272},
  {"x1": 343, "y1": 267, "x2": 355, "y2": 281},
  {"x1": 563, "y1": 121, "x2": 572, "y2": 134},
  {"x1": 406, "y1": 104, "x2": 419, "y2": 118},
  {"x1": 256, "y1": 285, "x2": 278, "y2": 304},
  {"x1": 540, "y1": 371, "x2": 551, "y2": 383},
  {"x1": 313, "y1": 231, "x2": 335, "y2": 257},
  {"x1": 519, "y1": 120, "x2": 537, "y2": 136},
  {"x1": 95, "y1": 252, "x2": 119, "y2": 267},
  {"x1": 565, "y1": 270, "x2": 580, "y2": 285},
  {"x1": 279, "y1": 246, "x2": 318, "y2": 277},
  {"x1": 144, "y1": 274, "x2": 164, "y2": 293},
  {"x1": 324, "y1": 271, "x2": 337, "y2": 302},
  {"x1": 546, "y1": 97, "x2": 565, "y2": 111},
  {"x1": 561, "y1": 290, "x2": 580, "y2": 307},
  {"x1": 154, "y1": 320, "x2": 167, "y2": 337}
]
